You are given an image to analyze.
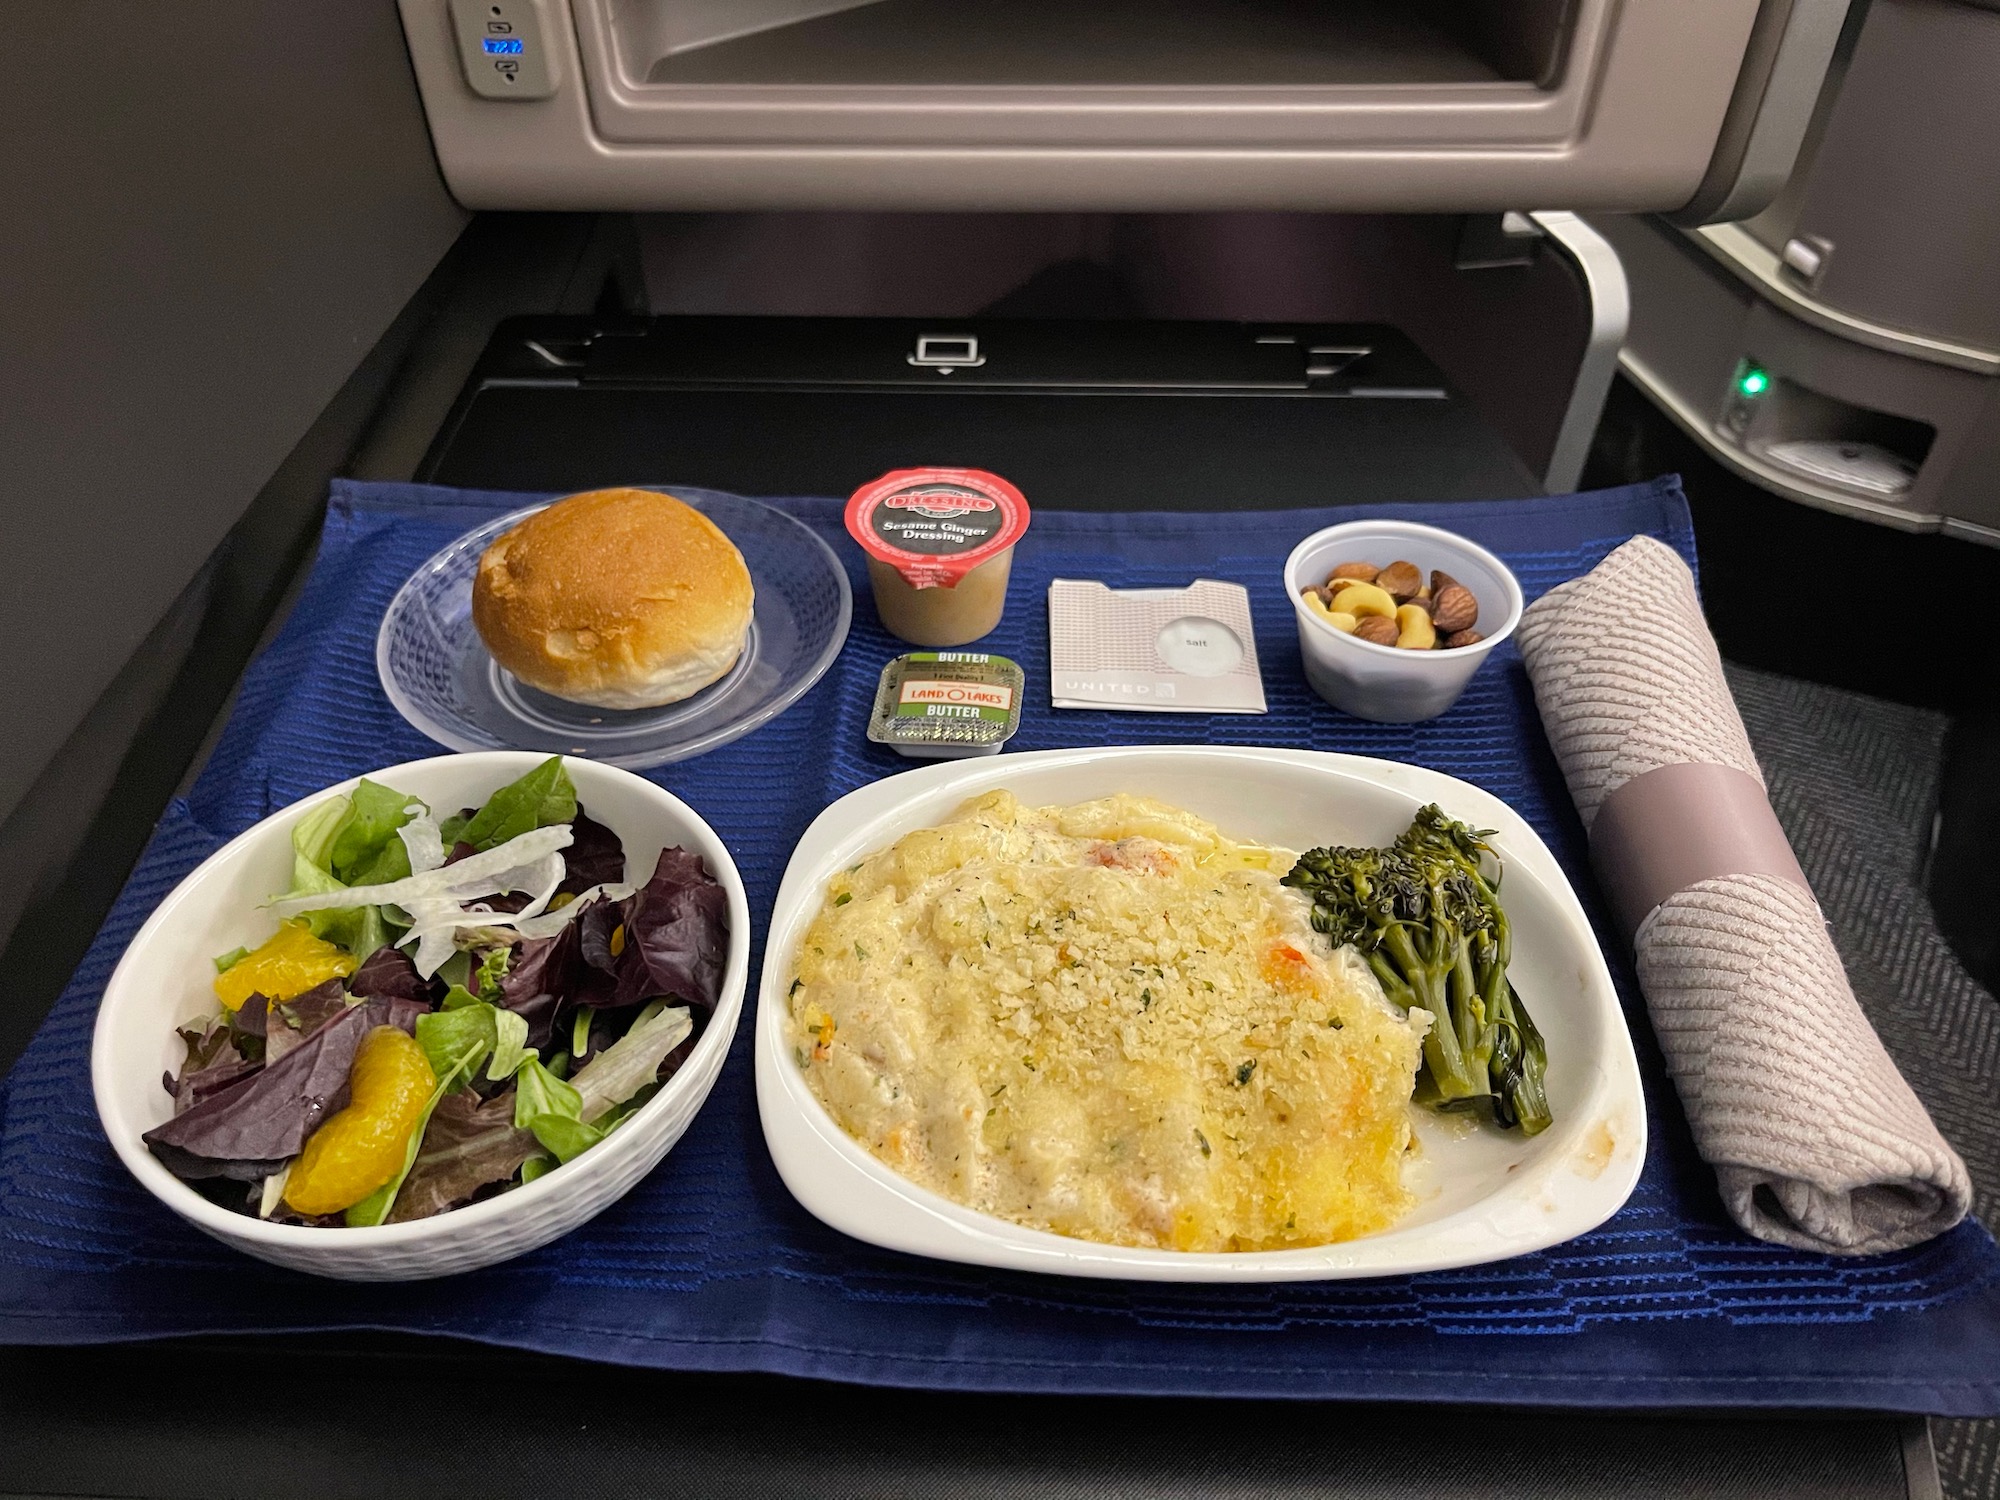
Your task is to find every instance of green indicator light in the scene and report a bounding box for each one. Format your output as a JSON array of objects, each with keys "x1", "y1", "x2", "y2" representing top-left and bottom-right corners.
[{"x1": 1738, "y1": 368, "x2": 1770, "y2": 397}]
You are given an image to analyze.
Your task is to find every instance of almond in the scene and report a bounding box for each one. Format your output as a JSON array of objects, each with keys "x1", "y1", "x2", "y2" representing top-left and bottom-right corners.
[
  {"x1": 1431, "y1": 569, "x2": 1463, "y2": 598},
  {"x1": 1442, "y1": 628, "x2": 1485, "y2": 650},
  {"x1": 1431, "y1": 584, "x2": 1479, "y2": 634},
  {"x1": 1352, "y1": 615, "x2": 1401, "y2": 646},
  {"x1": 1376, "y1": 560, "x2": 1422, "y2": 601},
  {"x1": 1328, "y1": 561, "x2": 1379, "y2": 585}
]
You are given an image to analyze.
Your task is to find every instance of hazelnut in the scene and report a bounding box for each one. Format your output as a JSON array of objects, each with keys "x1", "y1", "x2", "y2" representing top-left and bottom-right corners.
[
  {"x1": 1442, "y1": 629, "x2": 1485, "y2": 649},
  {"x1": 1328, "y1": 561, "x2": 1379, "y2": 585},
  {"x1": 1352, "y1": 615, "x2": 1401, "y2": 647},
  {"x1": 1431, "y1": 585, "x2": 1479, "y2": 634},
  {"x1": 1376, "y1": 560, "x2": 1422, "y2": 601}
]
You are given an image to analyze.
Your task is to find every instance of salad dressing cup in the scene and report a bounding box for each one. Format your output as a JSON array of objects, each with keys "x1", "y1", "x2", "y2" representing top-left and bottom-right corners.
[{"x1": 846, "y1": 468, "x2": 1030, "y2": 648}]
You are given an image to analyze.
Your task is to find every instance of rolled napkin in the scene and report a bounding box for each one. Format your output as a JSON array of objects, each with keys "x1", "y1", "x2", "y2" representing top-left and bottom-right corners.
[{"x1": 1517, "y1": 535, "x2": 1971, "y2": 1255}]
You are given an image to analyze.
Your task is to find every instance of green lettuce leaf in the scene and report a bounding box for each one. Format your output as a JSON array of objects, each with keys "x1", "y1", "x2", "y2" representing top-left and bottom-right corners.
[
  {"x1": 282, "y1": 787, "x2": 413, "y2": 961},
  {"x1": 291, "y1": 797, "x2": 349, "y2": 876},
  {"x1": 496, "y1": 1003, "x2": 695, "y2": 1175},
  {"x1": 527, "y1": 1114, "x2": 605, "y2": 1165},
  {"x1": 571, "y1": 1001, "x2": 693, "y2": 1124},
  {"x1": 415, "y1": 1005, "x2": 497, "y2": 1086},
  {"x1": 416, "y1": 1000, "x2": 537, "y2": 1090},
  {"x1": 590, "y1": 1079, "x2": 661, "y2": 1136},
  {"x1": 290, "y1": 867, "x2": 391, "y2": 959},
  {"x1": 347, "y1": 837, "x2": 412, "y2": 889},
  {"x1": 474, "y1": 946, "x2": 512, "y2": 1005},
  {"x1": 436, "y1": 949, "x2": 473, "y2": 992},
  {"x1": 488, "y1": 1007, "x2": 533, "y2": 1082},
  {"x1": 330, "y1": 779, "x2": 420, "y2": 883},
  {"x1": 513, "y1": 1056, "x2": 583, "y2": 1130},
  {"x1": 515, "y1": 1041, "x2": 625, "y2": 1165},
  {"x1": 454, "y1": 757, "x2": 576, "y2": 854}
]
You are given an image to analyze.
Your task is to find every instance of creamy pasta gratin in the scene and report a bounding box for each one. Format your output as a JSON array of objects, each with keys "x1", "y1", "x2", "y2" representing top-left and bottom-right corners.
[{"x1": 785, "y1": 791, "x2": 1429, "y2": 1253}]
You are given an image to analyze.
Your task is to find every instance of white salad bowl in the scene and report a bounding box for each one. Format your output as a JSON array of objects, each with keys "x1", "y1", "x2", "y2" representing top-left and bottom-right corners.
[
  {"x1": 1285, "y1": 519, "x2": 1525, "y2": 723},
  {"x1": 92, "y1": 751, "x2": 750, "y2": 1281},
  {"x1": 756, "y1": 745, "x2": 1644, "y2": 1282}
]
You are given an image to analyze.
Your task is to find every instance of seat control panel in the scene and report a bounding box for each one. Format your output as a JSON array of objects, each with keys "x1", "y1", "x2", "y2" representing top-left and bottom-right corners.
[{"x1": 449, "y1": 0, "x2": 555, "y2": 100}]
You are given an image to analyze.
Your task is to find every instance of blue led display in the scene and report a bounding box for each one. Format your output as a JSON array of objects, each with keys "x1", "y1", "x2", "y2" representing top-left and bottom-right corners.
[{"x1": 482, "y1": 36, "x2": 524, "y2": 53}]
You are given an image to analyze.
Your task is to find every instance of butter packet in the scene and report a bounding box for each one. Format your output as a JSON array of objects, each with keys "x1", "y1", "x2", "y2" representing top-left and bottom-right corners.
[
  {"x1": 867, "y1": 652, "x2": 1025, "y2": 758},
  {"x1": 1047, "y1": 579, "x2": 1267, "y2": 714}
]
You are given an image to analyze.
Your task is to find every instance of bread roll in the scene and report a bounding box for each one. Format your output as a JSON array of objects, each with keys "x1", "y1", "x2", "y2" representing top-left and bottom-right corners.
[{"x1": 472, "y1": 488, "x2": 753, "y2": 710}]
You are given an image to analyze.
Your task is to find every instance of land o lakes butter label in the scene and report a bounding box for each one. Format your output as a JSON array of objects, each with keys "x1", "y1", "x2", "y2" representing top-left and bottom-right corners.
[{"x1": 868, "y1": 652, "x2": 1025, "y2": 759}]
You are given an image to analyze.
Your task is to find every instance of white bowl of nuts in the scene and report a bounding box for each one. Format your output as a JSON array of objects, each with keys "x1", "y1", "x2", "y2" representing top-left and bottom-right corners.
[{"x1": 1284, "y1": 520, "x2": 1523, "y2": 723}]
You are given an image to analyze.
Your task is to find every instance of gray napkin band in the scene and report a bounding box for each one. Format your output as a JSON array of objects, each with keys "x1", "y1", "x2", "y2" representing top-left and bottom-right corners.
[{"x1": 1589, "y1": 762, "x2": 1812, "y2": 944}]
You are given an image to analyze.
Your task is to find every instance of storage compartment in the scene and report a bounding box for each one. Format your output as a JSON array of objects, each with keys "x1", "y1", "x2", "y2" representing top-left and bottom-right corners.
[
  {"x1": 397, "y1": 0, "x2": 1824, "y2": 213},
  {"x1": 1721, "y1": 364, "x2": 1934, "y2": 504},
  {"x1": 626, "y1": 0, "x2": 1572, "y2": 89},
  {"x1": 1592, "y1": 209, "x2": 2000, "y2": 538}
]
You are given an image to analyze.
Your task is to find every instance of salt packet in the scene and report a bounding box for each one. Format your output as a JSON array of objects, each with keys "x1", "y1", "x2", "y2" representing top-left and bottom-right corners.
[{"x1": 1047, "y1": 579, "x2": 1267, "y2": 714}]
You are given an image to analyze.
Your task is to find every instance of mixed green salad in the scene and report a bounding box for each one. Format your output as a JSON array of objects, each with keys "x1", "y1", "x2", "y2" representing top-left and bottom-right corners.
[{"x1": 143, "y1": 757, "x2": 729, "y2": 1227}]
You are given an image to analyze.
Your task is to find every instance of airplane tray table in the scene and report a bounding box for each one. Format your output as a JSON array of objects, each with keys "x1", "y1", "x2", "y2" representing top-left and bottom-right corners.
[{"x1": 2, "y1": 477, "x2": 1997, "y2": 1431}]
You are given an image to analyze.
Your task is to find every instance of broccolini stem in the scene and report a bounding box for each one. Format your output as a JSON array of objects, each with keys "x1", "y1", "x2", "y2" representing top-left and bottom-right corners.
[
  {"x1": 1382, "y1": 922, "x2": 1482, "y2": 1100},
  {"x1": 1451, "y1": 934, "x2": 1494, "y2": 1077},
  {"x1": 1367, "y1": 951, "x2": 1416, "y2": 1011}
]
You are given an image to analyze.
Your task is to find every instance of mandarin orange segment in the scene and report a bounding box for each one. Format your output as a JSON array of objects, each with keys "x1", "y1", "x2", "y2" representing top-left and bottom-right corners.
[
  {"x1": 212, "y1": 919, "x2": 357, "y2": 1012},
  {"x1": 283, "y1": 1026, "x2": 435, "y2": 1216}
]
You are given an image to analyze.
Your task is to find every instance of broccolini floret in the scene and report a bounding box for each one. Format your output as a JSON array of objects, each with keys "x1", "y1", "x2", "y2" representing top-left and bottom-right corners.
[{"x1": 1282, "y1": 804, "x2": 1551, "y2": 1135}]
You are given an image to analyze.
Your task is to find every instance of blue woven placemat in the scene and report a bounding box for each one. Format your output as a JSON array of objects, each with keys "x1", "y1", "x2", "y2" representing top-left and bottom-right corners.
[{"x1": 2, "y1": 476, "x2": 1997, "y2": 1416}]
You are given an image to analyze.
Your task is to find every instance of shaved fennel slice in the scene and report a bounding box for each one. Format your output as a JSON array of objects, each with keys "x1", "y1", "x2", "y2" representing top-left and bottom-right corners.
[
  {"x1": 258, "y1": 1163, "x2": 292, "y2": 1219},
  {"x1": 398, "y1": 804, "x2": 446, "y2": 876},
  {"x1": 266, "y1": 825, "x2": 573, "y2": 918},
  {"x1": 511, "y1": 883, "x2": 637, "y2": 940},
  {"x1": 400, "y1": 851, "x2": 568, "y2": 978},
  {"x1": 405, "y1": 898, "x2": 468, "y2": 980},
  {"x1": 409, "y1": 879, "x2": 636, "y2": 955}
]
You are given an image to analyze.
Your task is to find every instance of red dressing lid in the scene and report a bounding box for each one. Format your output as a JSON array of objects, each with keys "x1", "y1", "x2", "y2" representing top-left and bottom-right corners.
[{"x1": 844, "y1": 468, "x2": 1031, "y2": 589}]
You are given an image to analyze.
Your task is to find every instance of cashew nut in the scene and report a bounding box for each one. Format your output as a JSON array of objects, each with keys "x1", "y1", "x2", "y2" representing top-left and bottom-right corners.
[
  {"x1": 1395, "y1": 604, "x2": 1437, "y2": 650},
  {"x1": 1330, "y1": 582, "x2": 1397, "y2": 619},
  {"x1": 1302, "y1": 589, "x2": 1361, "y2": 634}
]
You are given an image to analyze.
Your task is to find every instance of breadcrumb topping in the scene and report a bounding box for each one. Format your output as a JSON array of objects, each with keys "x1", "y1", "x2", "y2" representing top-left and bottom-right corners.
[{"x1": 788, "y1": 792, "x2": 1427, "y2": 1252}]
